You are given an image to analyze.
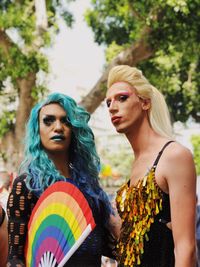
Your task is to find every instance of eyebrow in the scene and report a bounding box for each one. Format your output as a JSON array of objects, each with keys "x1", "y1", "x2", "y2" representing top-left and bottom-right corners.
[
  {"x1": 106, "y1": 91, "x2": 132, "y2": 99},
  {"x1": 41, "y1": 114, "x2": 67, "y2": 118}
]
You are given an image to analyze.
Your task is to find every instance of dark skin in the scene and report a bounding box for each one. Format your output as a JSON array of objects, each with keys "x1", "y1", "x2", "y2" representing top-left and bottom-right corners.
[
  {"x1": 39, "y1": 103, "x2": 72, "y2": 178},
  {"x1": 39, "y1": 104, "x2": 122, "y2": 239},
  {"x1": 0, "y1": 205, "x2": 8, "y2": 267}
]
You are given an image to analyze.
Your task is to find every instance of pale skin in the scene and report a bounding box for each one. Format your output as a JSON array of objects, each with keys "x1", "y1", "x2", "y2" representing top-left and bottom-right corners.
[{"x1": 106, "y1": 82, "x2": 196, "y2": 267}]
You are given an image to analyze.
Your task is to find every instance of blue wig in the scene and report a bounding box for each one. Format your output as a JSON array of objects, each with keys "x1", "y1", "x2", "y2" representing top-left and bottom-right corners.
[{"x1": 20, "y1": 93, "x2": 112, "y2": 220}]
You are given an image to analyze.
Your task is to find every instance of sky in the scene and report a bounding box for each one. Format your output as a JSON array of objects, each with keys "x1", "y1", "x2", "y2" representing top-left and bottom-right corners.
[
  {"x1": 44, "y1": 0, "x2": 200, "y2": 152},
  {"x1": 47, "y1": 0, "x2": 105, "y2": 102},
  {"x1": 46, "y1": 0, "x2": 115, "y2": 138}
]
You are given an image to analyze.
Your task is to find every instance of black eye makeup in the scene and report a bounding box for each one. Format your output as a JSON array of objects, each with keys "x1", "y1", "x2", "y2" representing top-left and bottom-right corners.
[
  {"x1": 42, "y1": 115, "x2": 56, "y2": 126},
  {"x1": 106, "y1": 93, "x2": 130, "y2": 108},
  {"x1": 60, "y1": 116, "x2": 71, "y2": 126},
  {"x1": 106, "y1": 99, "x2": 111, "y2": 108},
  {"x1": 42, "y1": 115, "x2": 71, "y2": 127},
  {"x1": 118, "y1": 94, "x2": 129, "y2": 102}
]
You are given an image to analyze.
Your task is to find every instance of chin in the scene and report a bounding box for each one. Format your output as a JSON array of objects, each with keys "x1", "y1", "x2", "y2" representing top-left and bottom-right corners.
[
  {"x1": 46, "y1": 145, "x2": 69, "y2": 153},
  {"x1": 115, "y1": 127, "x2": 126, "y2": 133},
  {"x1": 115, "y1": 124, "x2": 132, "y2": 134}
]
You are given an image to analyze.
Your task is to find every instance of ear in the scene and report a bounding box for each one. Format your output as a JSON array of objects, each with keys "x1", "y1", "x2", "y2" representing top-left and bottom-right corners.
[{"x1": 140, "y1": 98, "x2": 151, "y2": 111}]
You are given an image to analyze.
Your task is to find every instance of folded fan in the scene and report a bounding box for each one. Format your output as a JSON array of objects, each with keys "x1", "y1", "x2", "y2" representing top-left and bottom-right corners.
[{"x1": 25, "y1": 181, "x2": 96, "y2": 267}]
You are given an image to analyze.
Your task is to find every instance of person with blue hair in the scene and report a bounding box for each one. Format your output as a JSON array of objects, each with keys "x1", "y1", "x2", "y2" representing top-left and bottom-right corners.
[{"x1": 7, "y1": 93, "x2": 120, "y2": 267}]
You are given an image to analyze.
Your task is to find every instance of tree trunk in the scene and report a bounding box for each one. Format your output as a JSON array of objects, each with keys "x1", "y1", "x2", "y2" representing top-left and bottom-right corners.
[
  {"x1": 35, "y1": 0, "x2": 48, "y2": 33},
  {"x1": 79, "y1": 30, "x2": 153, "y2": 113},
  {"x1": 0, "y1": 27, "x2": 38, "y2": 171},
  {"x1": 0, "y1": 73, "x2": 36, "y2": 171},
  {"x1": 0, "y1": 27, "x2": 153, "y2": 171}
]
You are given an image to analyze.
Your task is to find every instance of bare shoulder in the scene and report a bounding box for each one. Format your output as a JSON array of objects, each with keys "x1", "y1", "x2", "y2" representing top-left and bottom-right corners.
[
  {"x1": 165, "y1": 141, "x2": 194, "y2": 164},
  {"x1": 163, "y1": 141, "x2": 196, "y2": 185},
  {"x1": 154, "y1": 140, "x2": 196, "y2": 193}
]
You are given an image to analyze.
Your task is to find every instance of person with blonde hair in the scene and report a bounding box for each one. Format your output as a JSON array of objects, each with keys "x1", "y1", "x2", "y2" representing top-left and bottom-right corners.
[{"x1": 106, "y1": 65, "x2": 196, "y2": 267}]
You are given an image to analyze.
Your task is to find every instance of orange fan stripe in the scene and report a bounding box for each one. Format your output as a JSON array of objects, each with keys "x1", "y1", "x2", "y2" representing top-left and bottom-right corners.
[
  {"x1": 29, "y1": 191, "x2": 88, "y2": 233},
  {"x1": 28, "y1": 181, "x2": 95, "y2": 228}
]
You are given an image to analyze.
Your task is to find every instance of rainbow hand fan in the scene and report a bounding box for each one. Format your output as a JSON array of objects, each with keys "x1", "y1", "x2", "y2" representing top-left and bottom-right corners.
[{"x1": 25, "y1": 181, "x2": 96, "y2": 267}]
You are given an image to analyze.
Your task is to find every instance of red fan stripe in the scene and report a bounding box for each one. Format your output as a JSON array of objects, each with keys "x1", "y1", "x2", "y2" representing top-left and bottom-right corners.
[
  {"x1": 29, "y1": 192, "x2": 88, "y2": 233},
  {"x1": 28, "y1": 181, "x2": 95, "y2": 228}
]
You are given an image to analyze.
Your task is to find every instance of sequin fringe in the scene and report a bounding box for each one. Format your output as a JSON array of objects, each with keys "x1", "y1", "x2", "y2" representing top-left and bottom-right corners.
[{"x1": 115, "y1": 167, "x2": 162, "y2": 266}]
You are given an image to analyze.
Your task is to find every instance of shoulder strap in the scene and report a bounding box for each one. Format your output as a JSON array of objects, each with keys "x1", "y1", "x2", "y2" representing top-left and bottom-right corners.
[{"x1": 152, "y1": 140, "x2": 174, "y2": 168}]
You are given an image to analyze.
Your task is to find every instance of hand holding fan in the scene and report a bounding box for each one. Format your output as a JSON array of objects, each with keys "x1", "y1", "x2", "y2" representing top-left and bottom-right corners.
[{"x1": 25, "y1": 181, "x2": 96, "y2": 267}]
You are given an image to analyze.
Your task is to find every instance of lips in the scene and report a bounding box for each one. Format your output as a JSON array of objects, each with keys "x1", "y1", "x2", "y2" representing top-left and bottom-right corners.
[
  {"x1": 111, "y1": 116, "x2": 122, "y2": 124},
  {"x1": 51, "y1": 135, "x2": 65, "y2": 141}
]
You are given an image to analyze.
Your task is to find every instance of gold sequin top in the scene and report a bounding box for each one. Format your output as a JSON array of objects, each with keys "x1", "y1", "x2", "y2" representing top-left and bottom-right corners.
[
  {"x1": 116, "y1": 167, "x2": 162, "y2": 266},
  {"x1": 115, "y1": 141, "x2": 175, "y2": 267}
]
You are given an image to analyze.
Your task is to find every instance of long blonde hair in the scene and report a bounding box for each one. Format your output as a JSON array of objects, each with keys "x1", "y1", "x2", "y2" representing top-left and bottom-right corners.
[{"x1": 107, "y1": 65, "x2": 173, "y2": 138}]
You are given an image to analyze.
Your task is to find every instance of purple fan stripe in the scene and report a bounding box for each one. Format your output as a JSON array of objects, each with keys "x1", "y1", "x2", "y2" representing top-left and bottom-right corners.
[
  {"x1": 33, "y1": 226, "x2": 71, "y2": 260},
  {"x1": 36, "y1": 237, "x2": 64, "y2": 266}
]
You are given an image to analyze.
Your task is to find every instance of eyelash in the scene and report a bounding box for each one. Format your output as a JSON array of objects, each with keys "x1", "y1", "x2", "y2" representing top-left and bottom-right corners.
[
  {"x1": 119, "y1": 95, "x2": 129, "y2": 102},
  {"x1": 106, "y1": 100, "x2": 111, "y2": 108},
  {"x1": 61, "y1": 118, "x2": 71, "y2": 126},
  {"x1": 106, "y1": 95, "x2": 129, "y2": 108},
  {"x1": 43, "y1": 117, "x2": 70, "y2": 127},
  {"x1": 43, "y1": 117, "x2": 55, "y2": 126}
]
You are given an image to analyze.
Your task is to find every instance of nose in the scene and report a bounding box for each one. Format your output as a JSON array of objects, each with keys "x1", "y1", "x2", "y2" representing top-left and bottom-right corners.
[
  {"x1": 109, "y1": 100, "x2": 118, "y2": 114},
  {"x1": 54, "y1": 120, "x2": 63, "y2": 132}
]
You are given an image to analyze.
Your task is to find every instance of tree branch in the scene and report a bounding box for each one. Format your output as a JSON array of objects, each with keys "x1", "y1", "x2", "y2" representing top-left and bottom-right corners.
[
  {"x1": 0, "y1": 30, "x2": 13, "y2": 60},
  {"x1": 79, "y1": 27, "x2": 153, "y2": 113},
  {"x1": 15, "y1": 73, "x2": 36, "y2": 144}
]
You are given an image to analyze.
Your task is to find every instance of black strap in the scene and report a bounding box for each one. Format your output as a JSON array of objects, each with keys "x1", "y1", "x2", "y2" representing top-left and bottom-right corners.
[{"x1": 152, "y1": 140, "x2": 174, "y2": 168}]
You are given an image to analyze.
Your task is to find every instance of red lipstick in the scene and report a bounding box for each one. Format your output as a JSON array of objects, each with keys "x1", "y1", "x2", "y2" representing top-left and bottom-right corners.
[{"x1": 111, "y1": 116, "x2": 122, "y2": 124}]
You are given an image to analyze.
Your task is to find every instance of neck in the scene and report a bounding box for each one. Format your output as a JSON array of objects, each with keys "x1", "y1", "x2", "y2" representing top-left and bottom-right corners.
[
  {"x1": 47, "y1": 151, "x2": 71, "y2": 178},
  {"x1": 125, "y1": 118, "x2": 162, "y2": 159}
]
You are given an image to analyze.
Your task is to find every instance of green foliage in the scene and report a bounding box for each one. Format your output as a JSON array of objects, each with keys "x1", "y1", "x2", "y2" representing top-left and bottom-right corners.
[
  {"x1": 0, "y1": 3, "x2": 36, "y2": 44},
  {"x1": 191, "y1": 135, "x2": 200, "y2": 175},
  {"x1": 86, "y1": 0, "x2": 200, "y2": 122},
  {"x1": 0, "y1": 0, "x2": 75, "y2": 138},
  {"x1": 0, "y1": 110, "x2": 15, "y2": 138},
  {"x1": 31, "y1": 85, "x2": 47, "y2": 102},
  {"x1": 0, "y1": 48, "x2": 48, "y2": 83},
  {"x1": 105, "y1": 41, "x2": 125, "y2": 62},
  {"x1": 139, "y1": 47, "x2": 200, "y2": 122},
  {"x1": 60, "y1": 10, "x2": 74, "y2": 27}
]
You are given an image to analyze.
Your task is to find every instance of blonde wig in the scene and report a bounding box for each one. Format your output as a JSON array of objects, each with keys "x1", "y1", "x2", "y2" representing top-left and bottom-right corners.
[{"x1": 107, "y1": 65, "x2": 174, "y2": 138}]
